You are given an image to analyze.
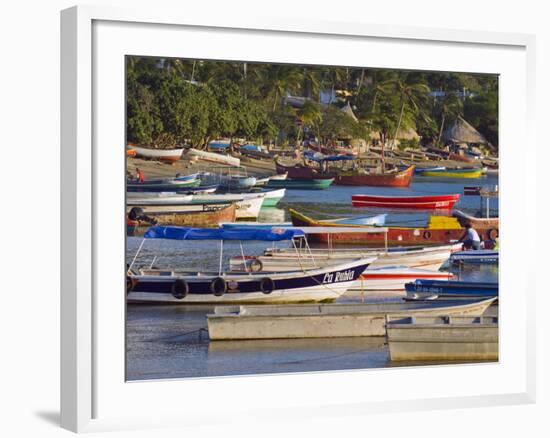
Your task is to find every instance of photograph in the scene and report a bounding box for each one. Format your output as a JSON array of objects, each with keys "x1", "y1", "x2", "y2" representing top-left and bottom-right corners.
[{"x1": 124, "y1": 56, "x2": 499, "y2": 381}]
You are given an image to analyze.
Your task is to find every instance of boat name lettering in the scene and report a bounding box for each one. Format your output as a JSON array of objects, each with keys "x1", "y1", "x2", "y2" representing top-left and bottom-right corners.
[{"x1": 323, "y1": 270, "x2": 355, "y2": 284}]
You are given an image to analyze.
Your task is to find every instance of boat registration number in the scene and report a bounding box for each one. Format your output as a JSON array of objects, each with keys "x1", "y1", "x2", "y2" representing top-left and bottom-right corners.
[{"x1": 323, "y1": 270, "x2": 355, "y2": 284}]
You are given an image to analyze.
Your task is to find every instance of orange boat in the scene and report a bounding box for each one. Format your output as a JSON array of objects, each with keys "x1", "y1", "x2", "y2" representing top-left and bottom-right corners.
[
  {"x1": 127, "y1": 149, "x2": 137, "y2": 157},
  {"x1": 289, "y1": 208, "x2": 497, "y2": 246},
  {"x1": 334, "y1": 165, "x2": 415, "y2": 187}
]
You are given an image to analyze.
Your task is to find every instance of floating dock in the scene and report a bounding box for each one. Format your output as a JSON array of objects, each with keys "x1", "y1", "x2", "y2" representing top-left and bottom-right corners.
[
  {"x1": 206, "y1": 298, "x2": 496, "y2": 340},
  {"x1": 386, "y1": 315, "x2": 498, "y2": 361}
]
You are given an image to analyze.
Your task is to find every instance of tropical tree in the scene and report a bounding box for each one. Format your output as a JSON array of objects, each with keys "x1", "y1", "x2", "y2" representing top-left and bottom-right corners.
[{"x1": 436, "y1": 92, "x2": 464, "y2": 145}]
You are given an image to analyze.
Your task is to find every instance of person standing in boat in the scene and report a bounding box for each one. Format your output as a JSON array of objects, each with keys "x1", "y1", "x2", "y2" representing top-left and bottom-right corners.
[{"x1": 459, "y1": 222, "x2": 481, "y2": 250}]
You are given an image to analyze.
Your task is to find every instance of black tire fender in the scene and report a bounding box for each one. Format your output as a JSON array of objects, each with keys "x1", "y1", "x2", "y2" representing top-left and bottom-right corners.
[
  {"x1": 260, "y1": 277, "x2": 275, "y2": 294},
  {"x1": 171, "y1": 279, "x2": 189, "y2": 300},
  {"x1": 423, "y1": 230, "x2": 432, "y2": 239},
  {"x1": 488, "y1": 228, "x2": 498, "y2": 241},
  {"x1": 249, "y1": 259, "x2": 263, "y2": 272},
  {"x1": 210, "y1": 277, "x2": 227, "y2": 296}
]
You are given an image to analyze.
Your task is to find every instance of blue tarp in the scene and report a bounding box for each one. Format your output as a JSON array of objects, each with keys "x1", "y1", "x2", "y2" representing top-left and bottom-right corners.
[{"x1": 144, "y1": 226, "x2": 305, "y2": 241}]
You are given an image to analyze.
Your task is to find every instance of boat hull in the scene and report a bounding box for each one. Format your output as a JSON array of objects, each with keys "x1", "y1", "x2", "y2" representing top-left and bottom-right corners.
[
  {"x1": 128, "y1": 259, "x2": 370, "y2": 304},
  {"x1": 351, "y1": 194, "x2": 460, "y2": 210},
  {"x1": 289, "y1": 208, "x2": 495, "y2": 246},
  {"x1": 128, "y1": 203, "x2": 237, "y2": 228},
  {"x1": 420, "y1": 169, "x2": 482, "y2": 178},
  {"x1": 275, "y1": 159, "x2": 334, "y2": 180},
  {"x1": 131, "y1": 145, "x2": 184, "y2": 162},
  {"x1": 266, "y1": 178, "x2": 334, "y2": 190},
  {"x1": 405, "y1": 279, "x2": 498, "y2": 298},
  {"x1": 334, "y1": 165, "x2": 415, "y2": 187},
  {"x1": 206, "y1": 298, "x2": 496, "y2": 340}
]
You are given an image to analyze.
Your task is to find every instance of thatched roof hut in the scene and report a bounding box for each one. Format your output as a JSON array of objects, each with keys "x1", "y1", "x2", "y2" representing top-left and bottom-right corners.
[
  {"x1": 369, "y1": 127, "x2": 420, "y2": 141},
  {"x1": 443, "y1": 117, "x2": 489, "y2": 145}
]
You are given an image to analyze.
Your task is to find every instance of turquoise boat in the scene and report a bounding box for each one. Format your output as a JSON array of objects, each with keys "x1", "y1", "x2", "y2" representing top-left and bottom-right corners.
[
  {"x1": 266, "y1": 178, "x2": 334, "y2": 190},
  {"x1": 258, "y1": 188, "x2": 286, "y2": 207}
]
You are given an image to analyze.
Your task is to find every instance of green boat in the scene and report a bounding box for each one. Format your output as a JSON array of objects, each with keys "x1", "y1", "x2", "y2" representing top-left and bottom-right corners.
[
  {"x1": 258, "y1": 188, "x2": 286, "y2": 207},
  {"x1": 266, "y1": 178, "x2": 334, "y2": 190}
]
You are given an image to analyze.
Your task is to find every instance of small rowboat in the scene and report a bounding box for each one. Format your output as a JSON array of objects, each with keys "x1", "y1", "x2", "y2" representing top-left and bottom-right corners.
[
  {"x1": 350, "y1": 267, "x2": 453, "y2": 292},
  {"x1": 266, "y1": 178, "x2": 334, "y2": 190},
  {"x1": 131, "y1": 145, "x2": 184, "y2": 162},
  {"x1": 127, "y1": 203, "x2": 237, "y2": 228},
  {"x1": 405, "y1": 279, "x2": 498, "y2": 299},
  {"x1": 386, "y1": 313, "x2": 498, "y2": 361},
  {"x1": 334, "y1": 165, "x2": 415, "y2": 187},
  {"x1": 184, "y1": 148, "x2": 240, "y2": 167},
  {"x1": 419, "y1": 168, "x2": 482, "y2": 178},
  {"x1": 351, "y1": 194, "x2": 460, "y2": 210}
]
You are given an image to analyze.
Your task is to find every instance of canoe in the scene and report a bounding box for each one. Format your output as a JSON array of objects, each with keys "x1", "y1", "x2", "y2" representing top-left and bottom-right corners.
[
  {"x1": 131, "y1": 145, "x2": 184, "y2": 162},
  {"x1": 206, "y1": 298, "x2": 496, "y2": 340},
  {"x1": 289, "y1": 208, "x2": 496, "y2": 246},
  {"x1": 405, "y1": 279, "x2": 498, "y2": 299},
  {"x1": 413, "y1": 166, "x2": 445, "y2": 174},
  {"x1": 419, "y1": 168, "x2": 482, "y2": 178},
  {"x1": 334, "y1": 165, "x2": 415, "y2": 187},
  {"x1": 266, "y1": 178, "x2": 334, "y2": 190},
  {"x1": 126, "y1": 203, "x2": 237, "y2": 228},
  {"x1": 128, "y1": 258, "x2": 372, "y2": 305},
  {"x1": 274, "y1": 158, "x2": 334, "y2": 180},
  {"x1": 231, "y1": 244, "x2": 455, "y2": 273},
  {"x1": 386, "y1": 314, "x2": 498, "y2": 361},
  {"x1": 351, "y1": 194, "x2": 460, "y2": 210},
  {"x1": 184, "y1": 148, "x2": 240, "y2": 167},
  {"x1": 452, "y1": 210, "x2": 499, "y2": 230}
]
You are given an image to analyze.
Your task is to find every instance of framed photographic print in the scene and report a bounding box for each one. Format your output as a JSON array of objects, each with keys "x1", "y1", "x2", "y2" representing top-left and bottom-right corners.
[{"x1": 61, "y1": 5, "x2": 536, "y2": 432}]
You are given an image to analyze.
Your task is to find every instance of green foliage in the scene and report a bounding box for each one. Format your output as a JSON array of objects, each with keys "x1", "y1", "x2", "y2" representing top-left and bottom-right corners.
[{"x1": 126, "y1": 57, "x2": 499, "y2": 151}]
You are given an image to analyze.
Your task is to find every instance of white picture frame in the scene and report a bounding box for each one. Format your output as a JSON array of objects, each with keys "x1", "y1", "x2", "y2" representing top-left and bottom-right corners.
[{"x1": 60, "y1": 5, "x2": 536, "y2": 433}]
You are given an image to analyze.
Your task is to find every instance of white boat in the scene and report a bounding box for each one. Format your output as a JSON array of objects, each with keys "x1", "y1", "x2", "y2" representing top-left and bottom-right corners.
[
  {"x1": 191, "y1": 193, "x2": 265, "y2": 220},
  {"x1": 131, "y1": 145, "x2": 184, "y2": 162},
  {"x1": 348, "y1": 266, "x2": 453, "y2": 292},
  {"x1": 269, "y1": 172, "x2": 288, "y2": 181},
  {"x1": 127, "y1": 226, "x2": 375, "y2": 304},
  {"x1": 126, "y1": 192, "x2": 193, "y2": 205},
  {"x1": 184, "y1": 148, "x2": 240, "y2": 167},
  {"x1": 231, "y1": 244, "x2": 458, "y2": 273},
  {"x1": 450, "y1": 250, "x2": 499, "y2": 264}
]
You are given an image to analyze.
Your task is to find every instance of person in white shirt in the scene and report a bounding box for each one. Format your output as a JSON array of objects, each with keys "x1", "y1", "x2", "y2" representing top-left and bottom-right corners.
[{"x1": 459, "y1": 223, "x2": 481, "y2": 250}]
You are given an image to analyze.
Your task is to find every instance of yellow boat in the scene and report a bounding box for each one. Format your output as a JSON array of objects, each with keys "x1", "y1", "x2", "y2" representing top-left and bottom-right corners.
[{"x1": 420, "y1": 168, "x2": 482, "y2": 178}]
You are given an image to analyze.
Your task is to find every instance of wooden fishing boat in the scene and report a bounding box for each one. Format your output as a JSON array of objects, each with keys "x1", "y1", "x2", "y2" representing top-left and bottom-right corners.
[
  {"x1": 131, "y1": 145, "x2": 184, "y2": 162},
  {"x1": 127, "y1": 226, "x2": 373, "y2": 304},
  {"x1": 419, "y1": 168, "x2": 482, "y2": 178},
  {"x1": 405, "y1": 279, "x2": 498, "y2": 299},
  {"x1": 127, "y1": 177, "x2": 201, "y2": 192},
  {"x1": 231, "y1": 243, "x2": 454, "y2": 273},
  {"x1": 386, "y1": 314, "x2": 498, "y2": 361},
  {"x1": 206, "y1": 298, "x2": 496, "y2": 340},
  {"x1": 452, "y1": 210, "x2": 499, "y2": 230},
  {"x1": 352, "y1": 194, "x2": 460, "y2": 210},
  {"x1": 184, "y1": 148, "x2": 240, "y2": 167},
  {"x1": 274, "y1": 157, "x2": 334, "y2": 180},
  {"x1": 190, "y1": 193, "x2": 265, "y2": 220},
  {"x1": 334, "y1": 165, "x2": 415, "y2": 187},
  {"x1": 289, "y1": 208, "x2": 496, "y2": 246},
  {"x1": 127, "y1": 203, "x2": 237, "y2": 228},
  {"x1": 266, "y1": 178, "x2": 334, "y2": 190}
]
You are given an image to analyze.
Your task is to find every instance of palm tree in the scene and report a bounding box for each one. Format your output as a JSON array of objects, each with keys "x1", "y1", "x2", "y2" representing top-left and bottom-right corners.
[
  {"x1": 259, "y1": 65, "x2": 303, "y2": 112},
  {"x1": 436, "y1": 92, "x2": 463, "y2": 145},
  {"x1": 389, "y1": 76, "x2": 430, "y2": 148}
]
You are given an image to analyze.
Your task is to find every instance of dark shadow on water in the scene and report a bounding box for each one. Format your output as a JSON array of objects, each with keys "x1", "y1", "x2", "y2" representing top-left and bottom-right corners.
[{"x1": 34, "y1": 411, "x2": 60, "y2": 426}]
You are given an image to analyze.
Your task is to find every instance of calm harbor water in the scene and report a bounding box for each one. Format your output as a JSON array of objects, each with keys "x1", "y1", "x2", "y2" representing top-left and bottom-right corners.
[{"x1": 126, "y1": 174, "x2": 499, "y2": 381}]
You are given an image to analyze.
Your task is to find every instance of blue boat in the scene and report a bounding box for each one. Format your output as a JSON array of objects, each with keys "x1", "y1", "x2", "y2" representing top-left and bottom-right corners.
[
  {"x1": 450, "y1": 250, "x2": 499, "y2": 264},
  {"x1": 405, "y1": 279, "x2": 498, "y2": 299}
]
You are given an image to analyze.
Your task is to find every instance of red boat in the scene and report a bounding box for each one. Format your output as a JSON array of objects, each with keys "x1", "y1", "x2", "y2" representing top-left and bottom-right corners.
[
  {"x1": 334, "y1": 165, "x2": 415, "y2": 187},
  {"x1": 274, "y1": 157, "x2": 334, "y2": 180},
  {"x1": 352, "y1": 193, "x2": 460, "y2": 210},
  {"x1": 289, "y1": 208, "x2": 497, "y2": 247}
]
